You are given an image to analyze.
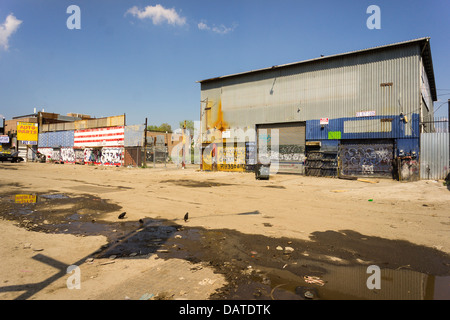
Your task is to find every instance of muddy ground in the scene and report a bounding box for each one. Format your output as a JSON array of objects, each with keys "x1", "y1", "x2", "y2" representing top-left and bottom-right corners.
[{"x1": 0, "y1": 162, "x2": 449, "y2": 300}]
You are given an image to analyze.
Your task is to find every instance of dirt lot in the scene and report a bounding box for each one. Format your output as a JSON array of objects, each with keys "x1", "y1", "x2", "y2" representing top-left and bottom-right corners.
[{"x1": 0, "y1": 162, "x2": 449, "y2": 300}]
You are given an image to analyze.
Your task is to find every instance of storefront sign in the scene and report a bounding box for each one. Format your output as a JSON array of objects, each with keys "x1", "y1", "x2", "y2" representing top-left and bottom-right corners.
[
  {"x1": 0, "y1": 135, "x2": 9, "y2": 143},
  {"x1": 320, "y1": 118, "x2": 329, "y2": 125},
  {"x1": 17, "y1": 122, "x2": 38, "y2": 145}
]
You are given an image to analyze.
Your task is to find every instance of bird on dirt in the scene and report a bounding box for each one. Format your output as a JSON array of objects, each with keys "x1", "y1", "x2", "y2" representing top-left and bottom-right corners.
[
  {"x1": 139, "y1": 218, "x2": 144, "y2": 225},
  {"x1": 118, "y1": 212, "x2": 127, "y2": 219},
  {"x1": 184, "y1": 212, "x2": 189, "y2": 222}
]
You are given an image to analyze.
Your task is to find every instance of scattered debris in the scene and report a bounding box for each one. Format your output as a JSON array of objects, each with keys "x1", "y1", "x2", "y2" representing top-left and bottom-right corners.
[
  {"x1": 295, "y1": 286, "x2": 318, "y2": 300},
  {"x1": 357, "y1": 178, "x2": 379, "y2": 184},
  {"x1": 199, "y1": 278, "x2": 216, "y2": 286},
  {"x1": 139, "y1": 293, "x2": 154, "y2": 300},
  {"x1": 284, "y1": 246, "x2": 294, "y2": 253},
  {"x1": 339, "y1": 175, "x2": 357, "y2": 180},
  {"x1": 304, "y1": 290, "x2": 315, "y2": 299},
  {"x1": 303, "y1": 276, "x2": 325, "y2": 286}
]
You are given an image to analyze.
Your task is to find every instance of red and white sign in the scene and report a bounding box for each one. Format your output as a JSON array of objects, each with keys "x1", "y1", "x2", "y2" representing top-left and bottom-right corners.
[
  {"x1": 74, "y1": 126, "x2": 124, "y2": 148},
  {"x1": 320, "y1": 118, "x2": 329, "y2": 125}
]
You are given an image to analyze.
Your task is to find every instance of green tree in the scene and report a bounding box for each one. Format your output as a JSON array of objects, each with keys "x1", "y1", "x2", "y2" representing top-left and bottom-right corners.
[
  {"x1": 147, "y1": 123, "x2": 172, "y2": 133},
  {"x1": 179, "y1": 120, "x2": 194, "y2": 135}
]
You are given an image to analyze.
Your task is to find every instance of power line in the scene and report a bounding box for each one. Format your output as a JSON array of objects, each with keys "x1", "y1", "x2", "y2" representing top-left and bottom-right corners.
[{"x1": 434, "y1": 101, "x2": 449, "y2": 114}]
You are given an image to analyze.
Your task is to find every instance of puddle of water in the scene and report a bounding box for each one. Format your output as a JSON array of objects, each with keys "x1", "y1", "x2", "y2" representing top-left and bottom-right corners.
[
  {"x1": 40, "y1": 194, "x2": 69, "y2": 200},
  {"x1": 0, "y1": 192, "x2": 449, "y2": 300}
]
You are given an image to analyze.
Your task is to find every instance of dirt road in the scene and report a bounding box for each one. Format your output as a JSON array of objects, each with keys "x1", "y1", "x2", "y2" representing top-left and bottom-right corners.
[{"x1": 0, "y1": 162, "x2": 449, "y2": 300}]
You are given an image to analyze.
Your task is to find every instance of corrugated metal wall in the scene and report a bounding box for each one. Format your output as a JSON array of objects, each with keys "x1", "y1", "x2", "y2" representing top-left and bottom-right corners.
[
  {"x1": 124, "y1": 124, "x2": 145, "y2": 147},
  {"x1": 420, "y1": 133, "x2": 450, "y2": 180},
  {"x1": 38, "y1": 131, "x2": 74, "y2": 148},
  {"x1": 41, "y1": 115, "x2": 125, "y2": 132},
  {"x1": 200, "y1": 44, "x2": 420, "y2": 137}
]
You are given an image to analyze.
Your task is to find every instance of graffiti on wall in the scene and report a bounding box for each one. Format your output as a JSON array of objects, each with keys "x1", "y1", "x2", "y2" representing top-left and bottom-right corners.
[
  {"x1": 261, "y1": 145, "x2": 306, "y2": 163},
  {"x1": 51, "y1": 149, "x2": 61, "y2": 161},
  {"x1": 61, "y1": 147, "x2": 75, "y2": 163},
  {"x1": 38, "y1": 147, "x2": 123, "y2": 166},
  {"x1": 100, "y1": 148, "x2": 123, "y2": 165},
  {"x1": 37, "y1": 148, "x2": 53, "y2": 161},
  {"x1": 84, "y1": 148, "x2": 101, "y2": 164},
  {"x1": 74, "y1": 149, "x2": 84, "y2": 162},
  {"x1": 340, "y1": 143, "x2": 393, "y2": 177},
  {"x1": 399, "y1": 159, "x2": 420, "y2": 182}
]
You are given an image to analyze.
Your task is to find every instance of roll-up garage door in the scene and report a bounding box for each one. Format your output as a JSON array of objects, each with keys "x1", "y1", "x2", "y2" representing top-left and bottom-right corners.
[
  {"x1": 257, "y1": 122, "x2": 306, "y2": 174},
  {"x1": 338, "y1": 140, "x2": 394, "y2": 178}
]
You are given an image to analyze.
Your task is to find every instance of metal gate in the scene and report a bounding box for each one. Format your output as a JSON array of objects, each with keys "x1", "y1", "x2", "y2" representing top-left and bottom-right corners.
[
  {"x1": 257, "y1": 122, "x2": 306, "y2": 174},
  {"x1": 339, "y1": 140, "x2": 394, "y2": 178},
  {"x1": 420, "y1": 133, "x2": 449, "y2": 180}
]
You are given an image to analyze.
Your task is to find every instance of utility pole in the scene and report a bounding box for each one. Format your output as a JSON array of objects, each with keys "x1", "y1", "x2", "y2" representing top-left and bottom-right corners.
[
  {"x1": 144, "y1": 118, "x2": 147, "y2": 167},
  {"x1": 182, "y1": 120, "x2": 186, "y2": 169}
]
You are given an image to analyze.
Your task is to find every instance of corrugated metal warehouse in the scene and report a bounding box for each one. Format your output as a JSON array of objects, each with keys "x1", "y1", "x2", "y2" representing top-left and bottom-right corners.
[{"x1": 198, "y1": 38, "x2": 437, "y2": 180}]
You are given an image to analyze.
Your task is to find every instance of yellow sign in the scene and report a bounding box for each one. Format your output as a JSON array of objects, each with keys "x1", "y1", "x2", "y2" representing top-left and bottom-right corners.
[
  {"x1": 217, "y1": 146, "x2": 246, "y2": 172},
  {"x1": 15, "y1": 194, "x2": 37, "y2": 204},
  {"x1": 17, "y1": 122, "x2": 38, "y2": 145}
]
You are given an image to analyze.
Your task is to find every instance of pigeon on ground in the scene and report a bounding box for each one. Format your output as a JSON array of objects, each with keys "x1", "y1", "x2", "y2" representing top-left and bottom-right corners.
[
  {"x1": 118, "y1": 212, "x2": 126, "y2": 219},
  {"x1": 184, "y1": 212, "x2": 189, "y2": 222},
  {"x1": 139, "y1": 218, "x2": 144, "y2": 224}
]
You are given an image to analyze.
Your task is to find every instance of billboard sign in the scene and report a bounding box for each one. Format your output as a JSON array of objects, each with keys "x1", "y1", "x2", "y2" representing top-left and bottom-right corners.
[
  {"x1": 17, "y1": 122, "x2": 38, "y2": 145},
  {"x1": 0, "y1": 135, "x2": 9, "y2": 143}
]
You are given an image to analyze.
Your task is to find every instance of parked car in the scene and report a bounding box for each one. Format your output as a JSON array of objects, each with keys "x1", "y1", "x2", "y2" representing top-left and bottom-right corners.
[{"x1": 0, "y1": 152, "x2": 24, "y2": 163}]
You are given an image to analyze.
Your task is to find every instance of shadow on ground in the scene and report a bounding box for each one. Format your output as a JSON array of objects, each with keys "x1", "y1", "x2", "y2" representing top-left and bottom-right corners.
[{"x1": 0, "y1": 191, "x2": 449, "y2": 300}]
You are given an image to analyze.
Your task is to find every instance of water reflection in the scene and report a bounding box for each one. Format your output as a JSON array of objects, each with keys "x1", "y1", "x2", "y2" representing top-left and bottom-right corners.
[{"x1": 14, "y1": 194, "x2": 37, "y2": 204}]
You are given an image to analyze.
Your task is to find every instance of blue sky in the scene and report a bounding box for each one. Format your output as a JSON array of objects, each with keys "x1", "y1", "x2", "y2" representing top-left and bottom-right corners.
[{"x1": 0, "y1": 0, "x2": 449, "y2": 129}]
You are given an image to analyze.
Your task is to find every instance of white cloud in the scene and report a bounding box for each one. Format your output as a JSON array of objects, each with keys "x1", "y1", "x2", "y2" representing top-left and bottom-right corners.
[
  {"x1": 197, "y1": 21, "x2": 209, "y2": 31},
  {"x1": 0, "y1": 13, "x2": 22, "y2": 51},
  {"x1": 197, "y1": 20, "x2": 237, "y2": 34},
  {"x1": 126, "y1": 5, "x2": 186, "y2": 26}
]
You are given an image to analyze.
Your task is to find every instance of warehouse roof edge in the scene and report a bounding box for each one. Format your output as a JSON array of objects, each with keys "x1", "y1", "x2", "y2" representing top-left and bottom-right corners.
[{"x1": 197, "y1": 37, "x2": 437, "y2": 102}]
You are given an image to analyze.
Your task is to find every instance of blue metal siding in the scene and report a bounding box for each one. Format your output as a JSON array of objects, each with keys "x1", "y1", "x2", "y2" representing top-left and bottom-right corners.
[
  {"x1": 38, "y1": 131, "x2": 74, "y2": 148},
  {"x1": 306, "y1": 114, "x2": 420, "y2": 140},
  {"x1": 397, "y1": 138, "x2": 419, "y2": 157}
]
